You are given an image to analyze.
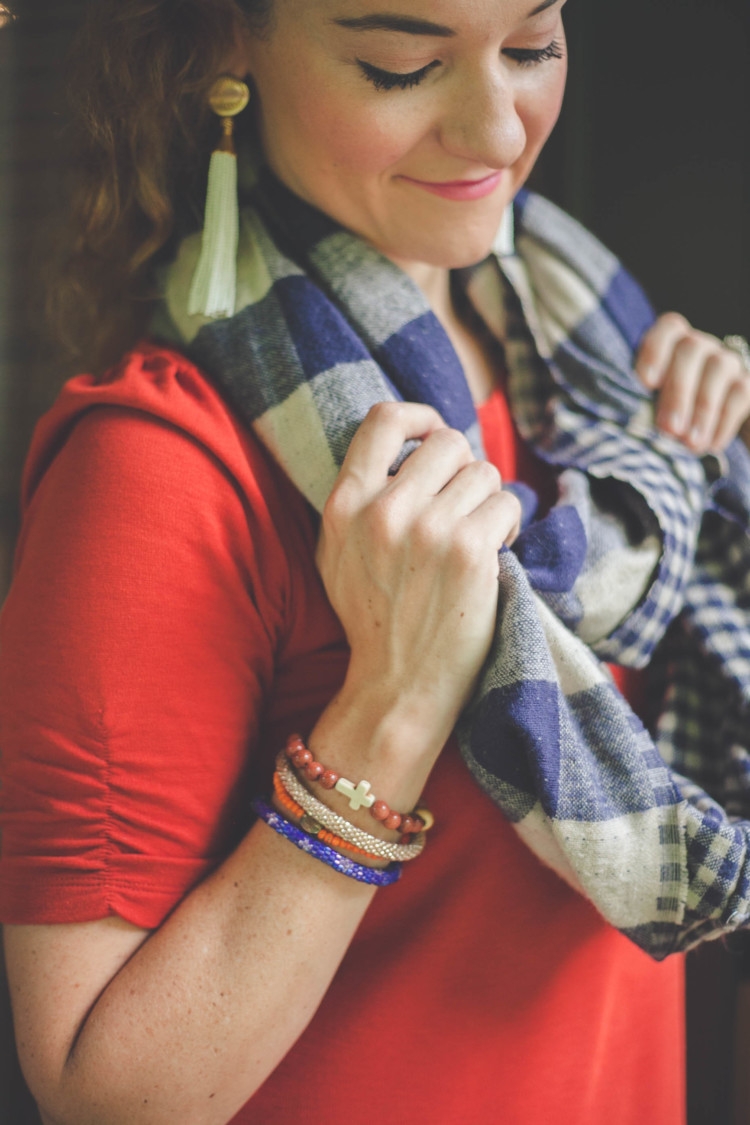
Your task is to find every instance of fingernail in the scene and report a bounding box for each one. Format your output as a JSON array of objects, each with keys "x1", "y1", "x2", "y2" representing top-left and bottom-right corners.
[
  {"x1": 689, "y1": 425, "x2": 705, "y2": 448},
  {"x1": 641, "y1": 365, "x2": 657, "y2": 388}
]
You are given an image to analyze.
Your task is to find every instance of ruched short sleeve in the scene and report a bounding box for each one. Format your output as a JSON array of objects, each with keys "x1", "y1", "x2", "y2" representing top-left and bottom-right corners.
[{"x1": 0, "y1": 349, "x2": 303, "y2": 928}]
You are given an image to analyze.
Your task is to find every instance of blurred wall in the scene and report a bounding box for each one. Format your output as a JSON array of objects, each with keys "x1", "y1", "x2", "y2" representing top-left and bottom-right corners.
[
  {"x1": 0, "y1": 2, "x2": 15, "y2": 598},
  {"x1": 1, "y1": 0, "x2": 89, "y2": 601},
  {"x1": 1, "y1": 7, "x2": 89, "y2": 1122},
  {"x1": 539, "y1": 0, "x2": 749, "y2": 340}
]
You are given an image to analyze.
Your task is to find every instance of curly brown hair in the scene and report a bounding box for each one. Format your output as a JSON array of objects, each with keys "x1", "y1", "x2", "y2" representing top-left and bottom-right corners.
[{"x1": 48, "y1": 0, "x2": 272, "y2": 373}]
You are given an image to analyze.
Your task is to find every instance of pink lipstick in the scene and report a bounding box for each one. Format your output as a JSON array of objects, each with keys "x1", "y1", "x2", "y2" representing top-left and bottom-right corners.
[{"x1": 400, "y1": 171, "x2": 503, "y2": 202}]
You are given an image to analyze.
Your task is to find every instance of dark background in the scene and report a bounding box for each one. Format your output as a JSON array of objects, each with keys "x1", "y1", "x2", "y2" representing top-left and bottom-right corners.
[{"x1": 1, "y1": 0, "x2": 749, "y2": 1121}]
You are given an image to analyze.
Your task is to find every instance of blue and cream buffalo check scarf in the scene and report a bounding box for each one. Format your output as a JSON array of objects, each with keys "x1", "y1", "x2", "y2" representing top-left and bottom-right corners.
[{"x1": 159, "y1": 171, "x2": 750, "y2": 958}]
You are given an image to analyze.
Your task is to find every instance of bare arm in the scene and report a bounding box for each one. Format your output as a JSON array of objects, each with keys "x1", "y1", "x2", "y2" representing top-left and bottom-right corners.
[
  {"x1": 5, "y1": 402, "x2": 520, "y2": 1125},
  {"x1": 6, "y1": 821, "x2": 376, "y2": 1125}
]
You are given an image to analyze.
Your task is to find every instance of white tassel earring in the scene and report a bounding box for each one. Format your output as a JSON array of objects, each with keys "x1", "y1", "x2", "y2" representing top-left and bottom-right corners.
[{"x1": 188, "y1": 75, "x2": 251, "y2": 319}]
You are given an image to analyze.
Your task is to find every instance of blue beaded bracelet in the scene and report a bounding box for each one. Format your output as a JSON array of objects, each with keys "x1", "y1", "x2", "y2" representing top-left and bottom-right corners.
[{"x1": 252, "y1": 799, "x2": 402, "y2": 887}]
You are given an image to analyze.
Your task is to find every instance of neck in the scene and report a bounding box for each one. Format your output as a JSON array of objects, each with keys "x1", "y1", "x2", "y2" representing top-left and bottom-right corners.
[
  {"x1": 389, "y1": 256, "x2": 502, "y2": 406},
  {"x1": 389, "y1": 258, "x2": 454, "y2": 324}
]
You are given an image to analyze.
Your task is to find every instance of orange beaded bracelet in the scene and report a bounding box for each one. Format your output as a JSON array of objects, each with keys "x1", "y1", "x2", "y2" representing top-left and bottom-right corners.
[
  {"x1": 284, "y1": 734, "x2": 434, "y2": 837},
  {"x1": 272, "y1": 772, "x2": 389, "y2": 864}
]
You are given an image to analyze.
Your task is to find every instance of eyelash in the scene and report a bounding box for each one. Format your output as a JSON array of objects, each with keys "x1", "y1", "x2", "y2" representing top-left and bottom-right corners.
[
  {"x1": 357, "y1": 39, "x2": 565, "y2": 91},
  {"x1": 357, "y1": 59, "x2": 440, "y2": 91},
  {"x1": 504, "y1": 40, "x2": 565, "y2": 67}
]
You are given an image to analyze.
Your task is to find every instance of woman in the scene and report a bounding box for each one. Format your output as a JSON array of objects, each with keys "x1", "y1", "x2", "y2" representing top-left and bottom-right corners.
[{"x1": 2, "y1": 1, "x2": 750, "y2": 1123}]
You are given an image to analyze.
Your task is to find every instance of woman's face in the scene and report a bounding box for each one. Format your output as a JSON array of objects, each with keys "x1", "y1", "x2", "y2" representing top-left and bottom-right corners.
[{"x1": 245, "y1": 0, "x2": 568, "y2": 270}]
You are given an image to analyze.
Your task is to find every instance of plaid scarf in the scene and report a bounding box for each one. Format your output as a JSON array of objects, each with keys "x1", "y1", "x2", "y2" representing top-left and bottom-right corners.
[{"x1": 160, "y1": 172, "x2": 750, "y2": 958}]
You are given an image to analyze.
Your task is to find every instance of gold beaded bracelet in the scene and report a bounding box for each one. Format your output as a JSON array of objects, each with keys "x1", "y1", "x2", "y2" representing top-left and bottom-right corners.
[{"x1": 276, "y1": 753, "x2": 427, "y2": 863}]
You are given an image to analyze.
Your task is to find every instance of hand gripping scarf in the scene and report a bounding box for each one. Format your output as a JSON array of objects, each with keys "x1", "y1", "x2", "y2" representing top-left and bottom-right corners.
[{"x1": 159, "y1": 171, "x2": 750, "y2": 959}]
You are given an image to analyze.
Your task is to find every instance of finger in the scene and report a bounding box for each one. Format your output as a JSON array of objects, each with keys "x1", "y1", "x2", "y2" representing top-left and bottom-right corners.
[
  {"x1": 393, "y1": 426, "x2": 478, "y2": 498},
  {"x1": 428, "y1": 490, "x2": 523, "y2": 587},
  {"x1": 683, "y1": 354, "x2": 740, "y2": 452},
  {"x1": 339, "y1": 402, "x2": 446, "y2": 491},
  {"x1": 654, "y1": 335, "x2": 714, "y2": 437},
  {"x1": 410, "y1": 487, "x2": 521, "y2": 581},
  {"x1": 464, "y1": 488, "x2": 523, "y2": 551},
  {"x1": 429, "y1": 458, "x2": 503, "y2": 519},
  {"x1": 708, "y1": 373, "x2": 750, "y2": 452},
  {"x1": 636, "y1": 313, "x2": 692, "y2": 389}
]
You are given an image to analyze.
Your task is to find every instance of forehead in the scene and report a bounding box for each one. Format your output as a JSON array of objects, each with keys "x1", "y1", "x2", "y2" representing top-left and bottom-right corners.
[{"x1": 276, "y1": 0, "x2": 559, "y2": 34}]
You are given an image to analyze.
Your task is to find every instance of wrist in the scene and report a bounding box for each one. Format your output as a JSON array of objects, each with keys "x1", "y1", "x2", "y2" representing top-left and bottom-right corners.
[
  {"x1": 307, "y1": 677, "x2": 448, "y2": 837},
  {"x1": 315, "y1": 678, "x2": 447, "y2": 776}
]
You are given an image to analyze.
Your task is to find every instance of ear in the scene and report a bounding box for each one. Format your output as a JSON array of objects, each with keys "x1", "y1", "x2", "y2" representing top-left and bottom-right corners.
[{"x1": 223, "y1": 22, "x2": 254, "y2": 79}]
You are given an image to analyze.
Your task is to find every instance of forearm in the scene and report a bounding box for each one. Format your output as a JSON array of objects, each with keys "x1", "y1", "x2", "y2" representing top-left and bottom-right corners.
[
  {"x1": 10, "y1": 814, "x2": 376, "y2": 1125},
  {"x1": 8, "y1": 689, "x2": 444, "y2": 1125},
  {"x1": 86, "y1": 828, "x2": 376, "y2": 1122}
]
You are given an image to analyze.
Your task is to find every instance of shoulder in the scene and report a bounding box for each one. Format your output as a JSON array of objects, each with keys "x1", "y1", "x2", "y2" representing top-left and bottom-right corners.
[
  {"x1": 23, "y1": 341, "x2": 314, "y2": 548},
  {"x1": 16, "y1": 342, "x2": 318, "y2": 639},
  {"x1": 24, "y1": 342, "x2": 278, "y2": 508}
]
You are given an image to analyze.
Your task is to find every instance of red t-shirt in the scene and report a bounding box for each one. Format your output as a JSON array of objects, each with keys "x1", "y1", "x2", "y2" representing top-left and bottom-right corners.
[{"x1": 0, "y1": 344, "x2": 685, "y2": 1124}]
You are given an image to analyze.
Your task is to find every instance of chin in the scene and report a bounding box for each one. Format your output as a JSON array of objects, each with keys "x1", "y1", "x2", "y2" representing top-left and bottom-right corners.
[{"x1": 392, "y1": 227, "x2": 501, "y2": 270}]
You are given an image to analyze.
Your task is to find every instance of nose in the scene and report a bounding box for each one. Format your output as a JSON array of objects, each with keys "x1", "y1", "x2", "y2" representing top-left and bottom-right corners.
[{"x1": 438, "y1": 66, "x2": 526, "y2": 170}]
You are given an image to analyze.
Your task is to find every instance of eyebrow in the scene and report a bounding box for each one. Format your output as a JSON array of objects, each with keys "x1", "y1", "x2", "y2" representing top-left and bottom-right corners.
[
  {"x1": 333, "y1": 14, "x2": 455, "y2": 36},
  {"x1": 333, "y1": 1, "x2": 560, "y2": 37}
]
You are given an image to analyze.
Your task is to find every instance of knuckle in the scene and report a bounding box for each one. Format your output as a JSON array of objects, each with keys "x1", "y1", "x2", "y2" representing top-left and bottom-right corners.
[
  {"x1": 366, "y1": 400, "x2": 444, "y2": 432},
  {"x1": 364, "y1": 492, "x2": 390, "y2": 534},
  {"x1": 492, "y1": 491, "x2": 523, "y2": 545},
  {"x1": 502, "y1": 489, "x2": 523, "y2": 523},
  {"x1": 365, "y1": 492, "x2": 402, "y2": 545},
  {"x1": 411, "y1": 511, "x2": 443, "y2": 553},
  {"x1": 432, "y1": 426, "x2": 472, "y2": 459},
  {"x1": 729, "y1": 356, "x2": 750, "y2": 383},
  {"x1": 674, "y1": 333, "x2": 706, "y2": 361},
  {"x1": 451, "y1": 523, "x2": 482, "y2": 568},
  {"x1": 706, "y1": 346, "x2": 731, "y2": 369},
  {"x1": 475, "y1": 460, "x2": 502, "y2": 490},
  {"x1": 322, "y1": 481, "x2": 356, "y2": 530},
  {"x1": 702, "y1": 344, "x2": 729, "y2": 370},
  {"x1": 367, "y1": 401, "x2": 402, "y2": 427},
  {"x1": 660, "y1": 311, "x2": 690, "y2": 333}
]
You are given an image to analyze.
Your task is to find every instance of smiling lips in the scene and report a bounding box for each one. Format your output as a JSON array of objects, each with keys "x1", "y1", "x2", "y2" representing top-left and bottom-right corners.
[{"x1": 400, "y1": 170, "x2": 504, "y2": 201}]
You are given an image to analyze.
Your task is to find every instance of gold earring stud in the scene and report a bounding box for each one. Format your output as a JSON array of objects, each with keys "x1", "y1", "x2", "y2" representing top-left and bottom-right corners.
[{"x1": 208, "y1": 75, "x2": 251, "y2": 151}]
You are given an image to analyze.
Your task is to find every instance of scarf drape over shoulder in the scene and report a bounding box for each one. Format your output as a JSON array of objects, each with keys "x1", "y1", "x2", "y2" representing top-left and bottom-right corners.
[{"x1": 158, "y1": 172, "x2": 750, "y2": 958}]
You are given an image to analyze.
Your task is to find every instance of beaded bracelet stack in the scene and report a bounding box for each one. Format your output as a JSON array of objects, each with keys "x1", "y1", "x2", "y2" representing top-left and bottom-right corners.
[
  {"x1": 276, "y1": 754, "x2": 427, "y2": 861},
  {"x1": 283, "y1": 734, "x2": 435, "y2": 837},
  {"x1": 252, "y1": 800, "x2": 403, "y2": 887},
  {"x1": 254, "y1": 734, "x2": 435, "y2": 887}
]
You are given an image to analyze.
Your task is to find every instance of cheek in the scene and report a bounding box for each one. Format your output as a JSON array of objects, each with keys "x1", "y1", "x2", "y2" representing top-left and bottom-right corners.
[
  {"x1": 522, "y1": 67, "x2": 567, "y2": 150},
  {"x1": 308, "y1": 104, "x2": 423, "y2": 176},
  {"x1": 269, "y1": 73, "x2": 424, "y2": 177}
]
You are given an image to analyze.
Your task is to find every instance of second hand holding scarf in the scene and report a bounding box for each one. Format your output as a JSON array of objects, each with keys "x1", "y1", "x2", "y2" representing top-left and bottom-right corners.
[{"x1": 160, "y1": 172, "x2": 750, "y2": 958}]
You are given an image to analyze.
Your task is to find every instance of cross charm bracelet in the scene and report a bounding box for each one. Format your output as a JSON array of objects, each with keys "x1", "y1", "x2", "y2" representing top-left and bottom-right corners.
[{"x1": 335, "y1": 776, "x2": 376, "y2": 811}]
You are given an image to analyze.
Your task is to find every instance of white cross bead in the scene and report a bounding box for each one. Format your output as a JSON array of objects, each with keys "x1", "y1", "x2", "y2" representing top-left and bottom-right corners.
[{"x1": 335, "y1": 777, "x2": 375, "y2": 811}]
